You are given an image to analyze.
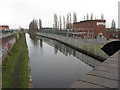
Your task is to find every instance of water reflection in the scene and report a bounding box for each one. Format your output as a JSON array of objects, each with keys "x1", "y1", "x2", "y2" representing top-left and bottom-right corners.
[
  {"x1": 40, "y1": 39, "x2": 43, "y2": 48},
  {"x1": 36, "y1": 36, "x2": 101, "y2": 68},
  {"x1": 26, "y1": 33, "x2": 100, "y2": 88}
]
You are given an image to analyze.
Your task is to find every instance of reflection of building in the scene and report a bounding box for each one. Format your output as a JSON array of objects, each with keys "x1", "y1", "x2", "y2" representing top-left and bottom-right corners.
[
  {"x1": 0, "y1": 25, "x2": 9, "y2": 31},
  {"x1": 37, "y1": 36, "x2": 101, "y2": 68},
  {"x1": 73, "y1": 20, "x2": 106, "y2": 39},
  {"x1": 118, "y1": 1, "x2": 120, "y2": 28}
]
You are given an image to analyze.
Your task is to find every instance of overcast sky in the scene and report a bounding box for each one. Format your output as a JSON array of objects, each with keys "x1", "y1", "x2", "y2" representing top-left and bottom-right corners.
[{"x1": 0, "y1": 0, "x2": 119, "y2": 29}]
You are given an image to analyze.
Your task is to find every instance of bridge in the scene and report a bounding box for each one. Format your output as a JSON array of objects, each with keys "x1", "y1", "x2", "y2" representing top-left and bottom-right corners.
[{"x1": 70, "y1": 50, "x2": 119, "y2": 88}]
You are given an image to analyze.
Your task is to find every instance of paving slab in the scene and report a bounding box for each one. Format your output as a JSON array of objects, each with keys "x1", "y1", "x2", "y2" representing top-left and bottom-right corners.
[
  {"x1": 70, "y1": 81, "x2": 105, "y2": 88},
  {"x1": 87, "y1": 70, "x2": 118, "y2": 81},
  {"x1": 81, "y1": 75, "x2": 118, "y2": 88},
  {"x1": 104, "y1": 60, "x2": 118, "y2": 64},
  {"x1": 94, "y1": 65, "x2": 118, "y2": 74},
  {"x1": 100, "y1": 62, "x2": 119, "y2": 69}
]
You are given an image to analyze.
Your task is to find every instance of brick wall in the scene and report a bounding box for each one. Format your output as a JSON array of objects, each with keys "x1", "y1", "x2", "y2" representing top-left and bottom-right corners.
[{"x1": 73, "y1": 20, "x2": 106, "y2": 39}]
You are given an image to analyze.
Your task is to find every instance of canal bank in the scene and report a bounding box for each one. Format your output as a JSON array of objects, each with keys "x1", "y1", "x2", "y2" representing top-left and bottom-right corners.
[
  {"x1": 36, "y1": 33, "x2": 119, "y2": 89},
  {"x1": 37, "y1": 33, "x2": 107, "y2": 62},
  {"x1": 2, "y1": 32, "x2": 31, "y2": 88}
]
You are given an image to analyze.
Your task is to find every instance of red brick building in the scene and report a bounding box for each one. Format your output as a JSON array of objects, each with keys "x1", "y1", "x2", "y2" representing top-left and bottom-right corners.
[
  {"x1": 73, "y1": 20, "x2": 107, "y2": 39},
  {"x1": 105, "y1": 29, "x2": 120, "y2": 39},
  {"x1": 0, "y1": 25, "x2": 9, "y2": 31}
]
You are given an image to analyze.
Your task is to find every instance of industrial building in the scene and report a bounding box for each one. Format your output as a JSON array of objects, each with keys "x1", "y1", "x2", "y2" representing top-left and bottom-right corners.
[{"x1": 73, "y1": 20, "x2": 107, "y2": 39}]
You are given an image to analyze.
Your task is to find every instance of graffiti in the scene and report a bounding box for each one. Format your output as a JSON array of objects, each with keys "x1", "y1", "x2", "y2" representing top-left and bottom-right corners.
[{"x1": 0, "y1": 38, "x2": 16, "y2": 61}]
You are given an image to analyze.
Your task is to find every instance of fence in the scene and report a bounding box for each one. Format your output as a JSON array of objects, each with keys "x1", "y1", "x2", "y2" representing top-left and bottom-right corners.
[{"x1": 37, "y1": 30, "x2": 109, "y2": 59}]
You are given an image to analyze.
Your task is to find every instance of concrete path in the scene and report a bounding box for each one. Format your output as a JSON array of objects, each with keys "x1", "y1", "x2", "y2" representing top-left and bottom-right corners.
[{"x1": 70, "y1": 50, "x2": 119, "y2": 89}]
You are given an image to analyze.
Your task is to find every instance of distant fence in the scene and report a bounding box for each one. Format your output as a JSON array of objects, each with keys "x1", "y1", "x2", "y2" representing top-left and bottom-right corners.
[
  {"x1": 38, "y1": 29, "x2": 107, "y2": 43},
  {"x1": 38, "y1": 29, "x2": 68, "y2": 36}
]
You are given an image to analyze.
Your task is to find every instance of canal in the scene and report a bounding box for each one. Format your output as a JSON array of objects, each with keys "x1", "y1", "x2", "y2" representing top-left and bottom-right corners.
[{"x1": 26, "y1": 33, "x2": 101, "y2": 88}]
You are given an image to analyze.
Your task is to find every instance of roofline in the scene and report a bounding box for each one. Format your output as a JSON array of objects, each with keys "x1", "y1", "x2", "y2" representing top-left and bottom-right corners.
[
  {"x1": 73, "y1": 19, "x2": 106, "y2": 24},
  {"x1": 0, "y1": 25, "x2": 9, "y2": 27}
]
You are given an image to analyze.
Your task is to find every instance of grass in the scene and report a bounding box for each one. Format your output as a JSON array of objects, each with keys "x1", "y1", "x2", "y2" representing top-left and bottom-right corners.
[
  {"x1": 0, "y1": 64, "x2": 2, "y2": 89},
  {"x1": 2, "y1": 32, "x2": 30, "y2": 88},
  {"x1": 83, "y1": 43, "x2": 109, "y2": 58},
  {"x1": 18, "y1": 33, "x2": 30, "y2": 88}
]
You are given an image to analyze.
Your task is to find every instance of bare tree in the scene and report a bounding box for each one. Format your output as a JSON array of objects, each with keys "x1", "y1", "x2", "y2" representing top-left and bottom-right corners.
[
  {"x1": 95, "y1": 17, "x2": 96, "y2": 20},
  {"x1": 59, "y1": 15, "x2": 62, "y2": 30},
  {"x1": 29, "y1": 18, "x2": 38, "y2": 36},
  {"x1": 69, "y1": 12, "x2": 72, "y2": 30},
  {"x1": 73, "y1": 12, "x2": 77, "y2": 23},
  {"x1": 111, "y1": 19, "x2": 116, "y2": 30},
  {"x1": 101, "y1": 13, "x2": 104, "y2": 20},
  {"x1": 33, "y1": 19, "x2": 38, "y2": 30},
  {"x1": 90, "y1": 13, "x2": 93, "y2": 20},
  {"x1": 66, "y1": 14, "x2": 69, "y2": 29},
  {"x1": 39, "y1": 18, "x2": 42, "y2": 29},
  {"x1": 53, "y1": 13, "x2": 58, "y2": 30},
  {"x1": 69, "y1": 12, "x2": 72, "y2": 23},
  {"x1": 57, "y1": 21, "x2": 60, "y2": 30},
  {"x1": 63, "y1": 16, "x2": 66, "y2": 30},
  {"x1": 86, "y1": 13, "x2": 89, "y2": 20},
  {"x1": 84, "y1": 16, "x2": 85, "y2": 20},
  {"x1": 66, "y1": 13, "x2": 72, "y2": 30}
]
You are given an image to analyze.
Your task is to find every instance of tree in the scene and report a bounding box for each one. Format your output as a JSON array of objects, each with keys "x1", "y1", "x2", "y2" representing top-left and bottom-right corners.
[
  {"x1": 84, "y1": 16, "x2": 85, "y2": 20},
  {"x1": 73, "y1": 12, "x2": 77, "y2": 23},
  {"x1": 29, "y1": 19, "x2": 38, "y2": 31},
  {"x1": 63, "y1": 16, "x2": 66, "y2": 30},
  {"x1": 101, "y1": 13, "x2": 104, "y2": 20},
  {"x1": 86, "y1": 13, "x2": 89, "y2": 20},
  {"x1": 111, "y1": 19, "x2": 116, "y2": 30},
  {"x1": 69, "y1": 12, "x2": 72, "y2": 30},
  {"x1": 39, "y1": 19, "x2": 42, "y2": 29},
  {"x1": 66, "y1": 13, "x2": 72, "y2": 30},
  {"x1": 29, "y1": 18, "x2": 38, "y2": 36},
  {"x1": 90, "y1": 13, "x2": 93, "y2": 20},
  {"x1": 59, "y1": 15, "x2": 62, "y2": 30},
  {"x1": 53, "y1": 13, "x2": 58, "y2": 30},
  {"x1": 57, "y1": 20, "x2": 59, "y2": 30},
  {"x1": 66, "y1": 14, "x2": 70, "y2": 30},
  {"x1": 33, "y1": 19, "x2": 38, "y2": 30}
]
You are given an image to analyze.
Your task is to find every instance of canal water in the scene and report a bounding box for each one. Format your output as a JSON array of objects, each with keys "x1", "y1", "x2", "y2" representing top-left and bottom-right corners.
[{"x1": 26, "y1": 33, "x2": 101, "y2": 88}]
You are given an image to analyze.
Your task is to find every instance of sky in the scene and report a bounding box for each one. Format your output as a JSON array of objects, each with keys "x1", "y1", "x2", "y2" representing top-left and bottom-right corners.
[{"x1": 0, "y1": 0, "x2": 119, "y2": 29}]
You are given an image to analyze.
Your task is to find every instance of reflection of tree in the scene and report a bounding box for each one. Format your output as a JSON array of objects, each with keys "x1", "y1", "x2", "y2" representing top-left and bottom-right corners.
[
  {"x1": 37, "y1": 36, "x2": 101, "y2": 67},
  {"x1": 40, "y1": 39, "x2": 43, "y2": 48},
  {"x1": 54, "y1": 47, "x2": 58, "y2": 54},
  {"x1": 31, "y1": 37, "x2": 39, "y2": 46}
]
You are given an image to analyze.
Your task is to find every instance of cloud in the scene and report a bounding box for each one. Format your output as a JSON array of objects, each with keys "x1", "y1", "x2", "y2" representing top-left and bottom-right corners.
[{"x1": 0, "y1": 0, "x2": 119, "y2": 28}]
